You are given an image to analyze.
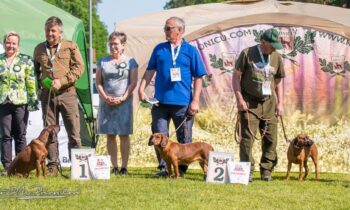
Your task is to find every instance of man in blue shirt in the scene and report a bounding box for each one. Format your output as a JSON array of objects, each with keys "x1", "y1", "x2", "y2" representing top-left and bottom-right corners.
[{"x1": 138, "y1": 16, "x2": 207, "y2": 177}]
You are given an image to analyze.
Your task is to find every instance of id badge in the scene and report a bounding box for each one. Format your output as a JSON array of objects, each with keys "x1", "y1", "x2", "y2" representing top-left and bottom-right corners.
[
  {"x1": 170, "y1": 67, "x2": 181, "y2": 82},
  {"x1": 262, "y1": 81, "x2": 272, "y2": 95}
]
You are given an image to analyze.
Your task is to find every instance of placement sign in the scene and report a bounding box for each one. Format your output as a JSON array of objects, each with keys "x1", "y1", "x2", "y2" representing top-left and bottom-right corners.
[
  {"x1": 71, "y1": 149, "x2": 95, "y2": 180},
  {"x1": 206, "y1": 151, "x2": 234, "y2": 184}
]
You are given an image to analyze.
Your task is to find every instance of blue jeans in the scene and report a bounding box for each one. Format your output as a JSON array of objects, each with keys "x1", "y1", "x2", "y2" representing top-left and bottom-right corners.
[{"x1": 151, "y1": 104, "x2": 194, "y2": 173}]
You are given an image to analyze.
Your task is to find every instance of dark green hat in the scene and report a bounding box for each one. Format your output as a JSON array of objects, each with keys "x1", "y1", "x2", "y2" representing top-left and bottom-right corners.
[{"x1": 261, "y1": 28, "x2": 283, "y2": 50}]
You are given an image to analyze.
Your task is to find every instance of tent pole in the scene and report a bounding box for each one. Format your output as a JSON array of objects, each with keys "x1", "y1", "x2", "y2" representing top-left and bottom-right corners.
[{"x1": 89, "y1": 0, "x2": 96, "y2": 146}]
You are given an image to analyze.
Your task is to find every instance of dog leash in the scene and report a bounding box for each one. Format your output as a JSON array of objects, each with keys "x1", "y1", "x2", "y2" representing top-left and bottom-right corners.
[
  {"x1": 234, "y1": 110, "x2": 270, "y2": 144},
  {"x1": 44, "y1": 88, "x2": 69, "y2": 179},
  {"x1": 279, "y1": 116, "x2": 290, "y2": 143},
  {"x1": 169, "y1": 116, "x2": 188, "y2": 138}
]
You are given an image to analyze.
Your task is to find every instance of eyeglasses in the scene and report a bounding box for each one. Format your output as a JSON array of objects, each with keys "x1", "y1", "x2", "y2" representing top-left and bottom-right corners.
[{"x1": 163, "y1": 26, "x2": 177, "y2": 31}]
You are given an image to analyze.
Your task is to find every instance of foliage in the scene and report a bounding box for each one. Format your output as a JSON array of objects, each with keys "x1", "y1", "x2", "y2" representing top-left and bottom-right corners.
[
  {"x1": 0, "y1": 168, "x2": 349, "y2": 210},
  {"x1": 44, "y1": 0, "x2": 108, "y2": 61},
  {"x1": 96, "y1": 105, "x2": 350, "y2": 174},
  {"x1": 164, "y1": 0, "x2": 225, "y2": 9}
]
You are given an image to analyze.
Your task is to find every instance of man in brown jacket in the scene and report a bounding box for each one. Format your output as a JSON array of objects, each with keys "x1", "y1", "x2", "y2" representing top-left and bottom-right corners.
[{"x1": 33, "y1": 16, "x2": 84, "y2": 176}]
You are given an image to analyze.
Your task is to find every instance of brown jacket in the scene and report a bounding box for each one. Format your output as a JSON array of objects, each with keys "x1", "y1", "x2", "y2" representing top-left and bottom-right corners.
[{"x1": 33, "y1": 39, "x2": 84, "y2": 90}]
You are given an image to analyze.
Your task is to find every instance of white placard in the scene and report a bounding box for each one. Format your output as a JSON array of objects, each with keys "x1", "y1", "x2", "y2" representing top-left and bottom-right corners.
[
  {"x1": 88, "y1": 155, "x2": 110, "y2": 180},
  {"x1": 227, "y1": 161, "x2": 251, "y2": 185},
  {"x1": 206, "y1": 151, "x2": 234, "y2": 184},
  {"x1": 71, "y1": 149, "x2": 95, "y2": 180}
]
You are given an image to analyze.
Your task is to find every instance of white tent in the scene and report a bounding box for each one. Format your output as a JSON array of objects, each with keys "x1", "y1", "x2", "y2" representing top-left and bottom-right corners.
[
  {"x1": 116, "y1": 0, "x2": 350, "y2": 72},
  {"x1": 116, "y1": 0, "x2": 350, "y2": 173}
]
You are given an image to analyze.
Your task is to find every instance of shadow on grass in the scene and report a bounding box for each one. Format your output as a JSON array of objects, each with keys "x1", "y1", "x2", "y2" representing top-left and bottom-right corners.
[
  {"x1": 270, "y1": 172, "x2": 350, "y2": 188},
  {"x1": 128, "y1": 171, "x2": 206, "y2": 182}
]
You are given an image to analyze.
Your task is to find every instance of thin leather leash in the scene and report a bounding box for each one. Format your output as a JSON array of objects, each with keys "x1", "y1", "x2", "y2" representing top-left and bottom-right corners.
[
  {"x1": 234, "y1": 110, "x2": 270, "y2": 144},
  {"x1": 169, "y1": 116, "x2": 188, "y2": 138},
  {"x1": 279, "y1": 116, "x2": 290, "y2": 143},
  {"x1": 44, "y1": 88, "x2": 69, "y2": 179}
]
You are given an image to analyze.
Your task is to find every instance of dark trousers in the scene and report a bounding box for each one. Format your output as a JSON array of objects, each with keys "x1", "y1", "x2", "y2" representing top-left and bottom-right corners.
[
  {"x1": 40, "y1": 88, "x2": 81, "y2": 167},
  {"x1": 239, "y1": 95, "x2": 278, "y2": 173},
  {"x1": 151, "y1": 104, "x2": 194, "y2": 173},
  {"x1": 0, "y1": 103, "x2": 28, "y2": 171}
]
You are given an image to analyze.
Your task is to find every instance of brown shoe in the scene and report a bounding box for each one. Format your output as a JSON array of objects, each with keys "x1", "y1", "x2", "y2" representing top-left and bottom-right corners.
[{"x1": 48, "y1": 166, "x2": 58, "y2": 176}]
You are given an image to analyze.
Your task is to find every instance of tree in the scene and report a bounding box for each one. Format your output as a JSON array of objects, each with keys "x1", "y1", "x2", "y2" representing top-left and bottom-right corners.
[
  {"x1": 44, "y1": 0, "x2": 108, "y2": 61},
  {"x1": 164, "y1": 0, "x2": 224, "y2": 9}
]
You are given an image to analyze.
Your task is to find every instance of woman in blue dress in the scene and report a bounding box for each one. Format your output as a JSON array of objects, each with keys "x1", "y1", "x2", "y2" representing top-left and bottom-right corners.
[{"x1": 95, "y1": 32, "x2": 138, "y2": 175}]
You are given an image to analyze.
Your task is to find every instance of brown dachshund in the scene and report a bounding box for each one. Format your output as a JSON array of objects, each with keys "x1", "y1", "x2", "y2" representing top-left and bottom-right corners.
[
  {"x1": 149, "y1": 132, "x2": 214, "y2": 179},
  {"x1": 285, "y1": 134, "x2": 319, "y2": 181},
  {"x1": 7, "y1": 125, "x2": 60, "y2": 177}
]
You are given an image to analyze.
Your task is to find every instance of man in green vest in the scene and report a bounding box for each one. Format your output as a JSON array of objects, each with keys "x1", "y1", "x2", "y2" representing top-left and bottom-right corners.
[{"x1": 232, "y1": 28, "x2": 285, "y2": 182}]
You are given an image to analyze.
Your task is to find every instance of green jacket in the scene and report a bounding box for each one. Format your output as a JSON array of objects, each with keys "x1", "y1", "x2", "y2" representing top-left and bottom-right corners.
[{"x1": 0, "y1": 52, "x2": 37, "y2": 105}]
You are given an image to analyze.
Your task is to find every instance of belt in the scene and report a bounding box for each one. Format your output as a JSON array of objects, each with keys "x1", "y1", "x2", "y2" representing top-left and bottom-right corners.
[
  {"x1": 243, "y1": 92, "x2": 270, "y2": 102},
  {"x1": 57, "y1": 85, "x2": 75, "y2": 94},
  {"x1": 41, "y1": 85, "x2": 75, "y2": 95}
]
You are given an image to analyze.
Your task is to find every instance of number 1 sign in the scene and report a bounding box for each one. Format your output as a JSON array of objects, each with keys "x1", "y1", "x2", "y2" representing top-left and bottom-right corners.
[
  {"x1": 71, "y1": 149, "x2": 95, "y2": 180},
  {"x1": 206, "y1": 151, "x2": 234, "y2": 184}
]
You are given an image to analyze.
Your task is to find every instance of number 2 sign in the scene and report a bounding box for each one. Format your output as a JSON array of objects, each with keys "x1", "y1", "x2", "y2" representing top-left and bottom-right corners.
[{"x1": 206, "y1": 151, "x2": 234, "y2": 184}]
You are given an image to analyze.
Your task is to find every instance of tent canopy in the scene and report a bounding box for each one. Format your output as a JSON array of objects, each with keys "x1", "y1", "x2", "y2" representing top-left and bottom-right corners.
[
  {"x1": 116, "y1": 0, "x2": 350, "y2": 72},
  {"x1": 0, "y1": 0, "x2": 94, "y2": 144}
]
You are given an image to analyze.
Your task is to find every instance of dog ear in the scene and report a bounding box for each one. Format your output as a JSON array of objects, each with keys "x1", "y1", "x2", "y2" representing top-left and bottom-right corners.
[
  {"x1": 292, "y1": 137, "x2": 298, "y2": 145},
  {"x1": 148, "y1": 135, "x2": 153, "y2": 146},
  {"x1": 305, "y1": 135, "x2": 314, "y2": 146},
  {"x1": 160, "y1": 134, "x2": 168, "y2": 148}
]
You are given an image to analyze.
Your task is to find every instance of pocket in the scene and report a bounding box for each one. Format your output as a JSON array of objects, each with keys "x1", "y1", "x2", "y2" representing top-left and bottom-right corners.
[{"x1": 57, "y1": 50, "x2": 70, "y2": 59}]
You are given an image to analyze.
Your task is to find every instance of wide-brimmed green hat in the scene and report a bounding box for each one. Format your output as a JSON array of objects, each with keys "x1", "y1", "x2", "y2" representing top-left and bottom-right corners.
[{"x1": 261, "y1": 28, "x2": 283, "y2": 50}]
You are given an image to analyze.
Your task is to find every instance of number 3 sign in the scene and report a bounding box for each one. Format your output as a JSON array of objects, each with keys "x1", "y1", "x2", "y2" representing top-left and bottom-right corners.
[{"x1": 206, "y1": 151, "x2": 234, "y2": 184}]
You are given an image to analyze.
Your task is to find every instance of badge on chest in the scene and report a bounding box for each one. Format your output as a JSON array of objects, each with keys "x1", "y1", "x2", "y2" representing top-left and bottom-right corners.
[
  {"x1": 170, "y1": 67, "x2": 181, "y2": 82},
  {"x1": 262, "y1": 81, "x2": 272, "y2": 95}
]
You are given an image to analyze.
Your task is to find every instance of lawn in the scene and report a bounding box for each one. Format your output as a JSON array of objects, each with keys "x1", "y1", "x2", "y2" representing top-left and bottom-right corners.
[{"x1": 0, "y1": 168, "x2": 349, "y2": 210}]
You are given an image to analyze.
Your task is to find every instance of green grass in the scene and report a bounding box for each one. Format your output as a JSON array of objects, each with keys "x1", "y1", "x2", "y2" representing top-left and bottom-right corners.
[
  {"x1": 0, "y1": 168, "x2": 350, "y2": 210},
  {"x1": 1, "y1": 168, "x2": 349, "y2": 210}
]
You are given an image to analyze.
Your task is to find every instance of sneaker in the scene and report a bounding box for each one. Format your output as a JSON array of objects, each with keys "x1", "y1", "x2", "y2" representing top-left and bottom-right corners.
[
  {"x1": 261, "y1": 170, "x2": 273, "y2": 181},
  {"x1": 155, "y1": 168, "x2": 168, "y2": 177},
  {"x1": 119, "y1": 168, "x2": 128, "y2": 176},
  {"x1": 111, "y1": 167, "x2": 119, "y2": 175},
  {"x1": 48, "y1": 166, "x2": 58, "y2": 176}
]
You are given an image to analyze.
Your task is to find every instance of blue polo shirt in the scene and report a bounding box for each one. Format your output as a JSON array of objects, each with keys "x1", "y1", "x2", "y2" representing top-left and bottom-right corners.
[{"x1": 146, "y1": 39, "x2": 207, "y2": 106}]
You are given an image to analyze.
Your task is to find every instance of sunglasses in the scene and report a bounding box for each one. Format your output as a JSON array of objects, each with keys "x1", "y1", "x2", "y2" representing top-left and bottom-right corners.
[{"x1": 163, "y1": 26, "x2": 177, "y2": 31}]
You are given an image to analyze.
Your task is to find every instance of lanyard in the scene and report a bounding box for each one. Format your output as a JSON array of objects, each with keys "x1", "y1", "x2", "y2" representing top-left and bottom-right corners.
[
  {"x1": 45, "y1": 42, "x2": 62, "y2": 62},
  {"x1": 257, "y1": 45, "x2": 270, "y2": 79},
  {"x1": 170, "y1": 41, "x2": 182, "y2": 67}
]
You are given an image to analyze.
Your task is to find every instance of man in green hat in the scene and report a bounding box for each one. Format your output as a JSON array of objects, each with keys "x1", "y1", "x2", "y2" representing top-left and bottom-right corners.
[{"x1": 232, "y1": 28, "x2": 285, "y2": 182}]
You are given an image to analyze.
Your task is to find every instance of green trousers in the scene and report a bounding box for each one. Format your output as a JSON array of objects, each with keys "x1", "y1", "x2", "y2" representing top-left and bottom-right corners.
[{"x1": 239, "y1": 95, "x2": 278, "y2": 172}]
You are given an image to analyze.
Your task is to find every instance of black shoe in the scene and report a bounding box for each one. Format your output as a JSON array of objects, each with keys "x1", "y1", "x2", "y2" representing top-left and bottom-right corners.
[
  {"x1": 261, "y1": 170, "x2": 273, "y2": 181},
  {"x1": 111, "y1": 167, "x2": 119, "y2": 175},
  {"x1": 248, "y1": 170, "x2": 254, "y2": 182},
  {"x1": 155, "y1": 168, "x2": 168, "y2": 177},
  {"x1": 179, "y1": 170, "x2": 185, "y2": 178},
  {"x1": 119, "y1": 168, "x2": 128, "y2": 176}
]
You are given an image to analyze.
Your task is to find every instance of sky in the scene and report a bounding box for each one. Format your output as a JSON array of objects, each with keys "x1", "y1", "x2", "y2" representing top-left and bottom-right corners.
[{"x1": 97, "y1": 0, "x2": 168, "y2": 34}]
